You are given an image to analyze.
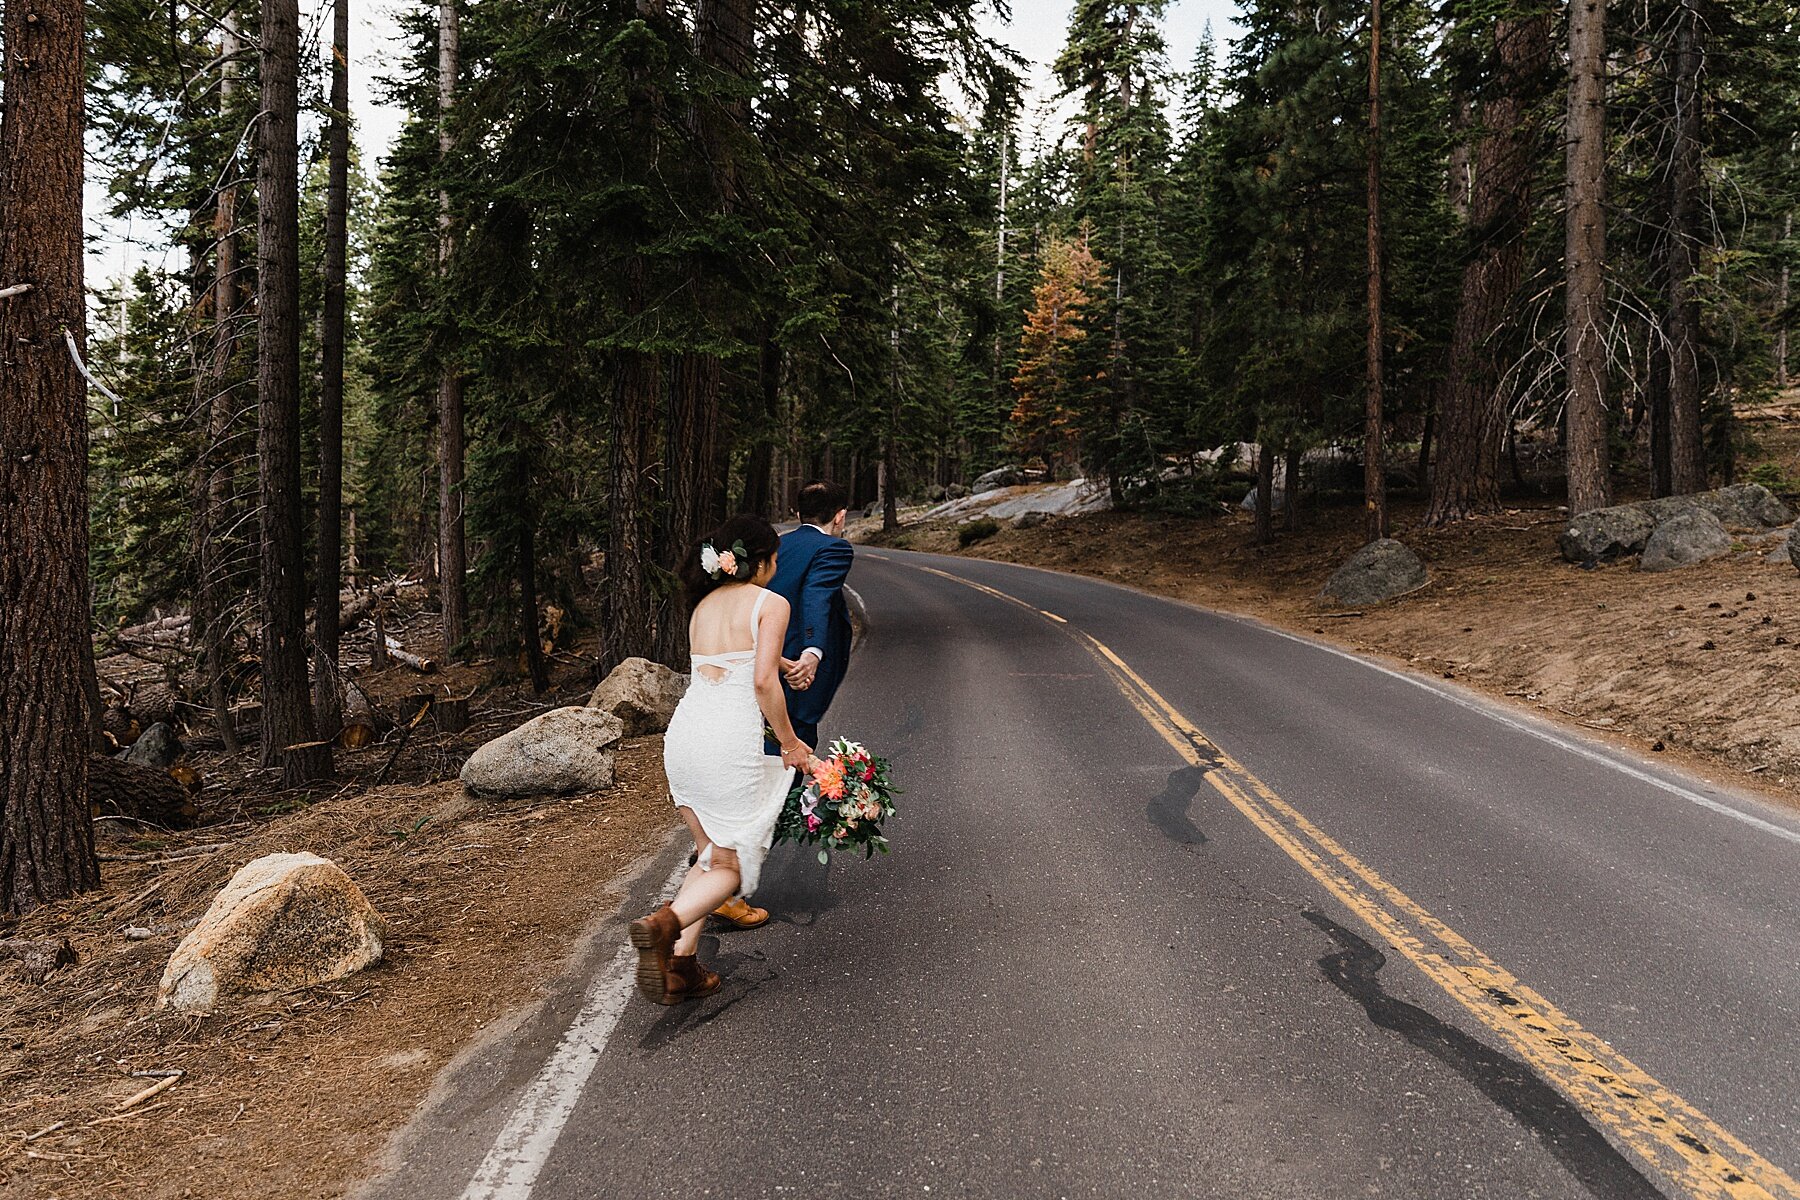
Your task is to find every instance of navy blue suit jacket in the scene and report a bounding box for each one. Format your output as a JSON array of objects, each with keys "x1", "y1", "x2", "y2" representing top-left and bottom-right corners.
[{"x1": 768, "y1": 524, "x2": 854, "y2": 729}]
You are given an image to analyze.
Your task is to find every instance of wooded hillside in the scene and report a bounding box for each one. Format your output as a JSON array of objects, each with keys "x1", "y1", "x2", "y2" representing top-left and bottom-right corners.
[{"x1": 2, "y1": 0, "x2": 1795, "y2": 912}]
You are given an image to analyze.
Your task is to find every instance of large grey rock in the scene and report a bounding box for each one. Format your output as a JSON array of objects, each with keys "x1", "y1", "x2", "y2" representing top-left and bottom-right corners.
[
  {"x1": 1321, "y1": 539, "x2": 1429, "y2": 606},
  {"x1": 1644, "y1": 483, "x2": 1792, "y2": 531},
  {"x1": 1704, "y1": 483, "x2": 1793, "y2": 528},
  {"x1": 157, "y1": 852, "x2": 385, "y2": 1011},
  {"x1": 461, "y1": 706, "x2": 623, "y2": 797},
  {"x1": 1786, "y1": 529, "x2": 1800, "y2": 572},
  {"x1": 972, "y1": 467, "x2": 1022, "y2": 495},
  {"x1": 120, "y1": 722, "x2": 182, "y2": 768},
  {"x1": 1639, "y1": 508, "x2": 1733, "y2": 572},
  {"x1": 1559, "y1": 506, "x2": 1657, "y2": 563},
  {"x1": 587, "y1": 657, "x2": 687, "y2": 737}
]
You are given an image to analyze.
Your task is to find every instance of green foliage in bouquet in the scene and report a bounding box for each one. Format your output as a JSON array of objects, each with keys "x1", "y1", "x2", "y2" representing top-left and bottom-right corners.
[{"x1": 774, "y1": 738, "x2": 900, "y2": 864}]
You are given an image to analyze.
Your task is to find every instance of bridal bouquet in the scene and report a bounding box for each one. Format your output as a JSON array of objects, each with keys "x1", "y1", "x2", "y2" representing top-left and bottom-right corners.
[{"x1": 774, "y1": 738, "x2": 898, "y2": 863}]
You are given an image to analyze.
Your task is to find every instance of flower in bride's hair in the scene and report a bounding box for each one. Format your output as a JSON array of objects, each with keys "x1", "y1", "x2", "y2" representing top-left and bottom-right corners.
[
  {"x1": 700, "y1": 544, "x2": 721, "y2": 576},
  {"x1": 715, "y1": 550, "x2": 738, "y2": 577}
]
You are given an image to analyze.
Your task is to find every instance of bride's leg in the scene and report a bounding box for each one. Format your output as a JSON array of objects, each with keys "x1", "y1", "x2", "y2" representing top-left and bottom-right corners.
[{"x1": 671, "y1": 847, "x2": 740, "y2": 954}]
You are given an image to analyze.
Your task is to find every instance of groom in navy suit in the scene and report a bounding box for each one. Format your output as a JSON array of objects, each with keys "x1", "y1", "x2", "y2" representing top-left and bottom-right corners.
[
  {"x1": 713, "y1": 480, "x2": 854, "y2": 929},
  {"x1": 769, "y1": 481, "x2": 855, "y2": 752}
]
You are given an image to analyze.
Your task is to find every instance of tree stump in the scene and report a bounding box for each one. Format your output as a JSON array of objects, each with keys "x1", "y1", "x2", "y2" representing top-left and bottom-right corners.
[{"x1": 2, "y1": 937, "x2": 77, "y2": 985}]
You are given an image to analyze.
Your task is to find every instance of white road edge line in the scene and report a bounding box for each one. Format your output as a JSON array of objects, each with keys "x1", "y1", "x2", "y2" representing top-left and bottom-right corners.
[
  {"x1": 460, "y1": 861, "x2": 688, "y2": 1200},
  {"x1": 1242, "y1": 617, "x2": 1800, "y2": 848}
]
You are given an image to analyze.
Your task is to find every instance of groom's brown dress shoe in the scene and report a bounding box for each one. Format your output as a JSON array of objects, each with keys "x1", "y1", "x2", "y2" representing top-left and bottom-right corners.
[
  {"x1": 628, "y1": 903, "x2": 682, "y2": 1003},
  {"x1": 712, "y1": 896, "x2": 770, "y2": 928}
]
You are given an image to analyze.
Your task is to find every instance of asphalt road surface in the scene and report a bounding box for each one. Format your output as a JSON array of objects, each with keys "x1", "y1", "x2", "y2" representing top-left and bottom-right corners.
[{"x1": 364, "y1": 549, "x2": 1800, "y2": 1200}]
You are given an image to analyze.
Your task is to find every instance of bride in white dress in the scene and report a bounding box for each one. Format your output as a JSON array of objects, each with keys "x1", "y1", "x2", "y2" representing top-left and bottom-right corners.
[{"x1": 630, "y1": 515, "x2": 814, "y2": 1005}]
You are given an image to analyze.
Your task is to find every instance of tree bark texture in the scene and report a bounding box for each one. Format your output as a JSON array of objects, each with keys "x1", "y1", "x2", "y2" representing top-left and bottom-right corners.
[
  {"x1": 314, "y1": 0, "x2": 351, "y2": 732},
  {"x1": 437, "y1": 0, "x2": 469, "y2": 659},
  {"x1": 192, "y1": 9, "x2": 246, "y2": 754},
  {"x1": 1563, "y1": 0, "x2": 1612, "y2": 515},
  {"x1": 655, "y1": 0, "x2": 754, "y2": 668},
  {"x1": 1254, "y1": 442, "x2": 1275, "y2": 546},
  {"x1": 0, "y1": 0, "x2": 99, "y2": 913},
  {"x1": 1426, "y1": 13, "x2": 1552, "y2": 524},
  {"x1": 1663, "y1": 0, "x2": 1707, "y2": 494},
  {"x1": 1364, "y1": 0, "x2": 1388, "y2": 542},
  {"x1": 257, "y1": 0, "x2": 333, "y2": 785}
]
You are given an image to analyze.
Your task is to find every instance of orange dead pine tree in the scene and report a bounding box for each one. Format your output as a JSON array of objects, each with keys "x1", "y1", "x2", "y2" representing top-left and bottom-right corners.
[{"x1": 1011, "y1": 235, "x2": 1105, "y2": 470}]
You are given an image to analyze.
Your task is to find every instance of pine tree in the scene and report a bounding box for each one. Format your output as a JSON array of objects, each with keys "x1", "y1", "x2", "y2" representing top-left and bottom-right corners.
[
  {"x1": 256, "y1": 0, "x2": 333, "y2": 785},
  {"x1": 1011, "y1": 236, "x2": 1106, "y2": 468},
  {"x1": 0, "y1": 0, "x2": 98, "y2": 913}
]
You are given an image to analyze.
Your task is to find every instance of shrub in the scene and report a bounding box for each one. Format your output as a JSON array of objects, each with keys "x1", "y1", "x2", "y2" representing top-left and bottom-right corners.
[{"x1": 957, "y1": 518, "x2": 1000, "y2": 547}]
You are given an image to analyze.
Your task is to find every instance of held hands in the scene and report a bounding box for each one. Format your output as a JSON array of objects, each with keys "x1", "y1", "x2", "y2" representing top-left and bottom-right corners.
[{"x1": 781, "y1": 655, "x2": 818, "y2": 691}]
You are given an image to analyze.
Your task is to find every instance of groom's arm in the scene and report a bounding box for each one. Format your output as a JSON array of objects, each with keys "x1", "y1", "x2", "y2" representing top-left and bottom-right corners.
[{"x1": 798, "y1": 541, "x2": 854, "y2": 664}]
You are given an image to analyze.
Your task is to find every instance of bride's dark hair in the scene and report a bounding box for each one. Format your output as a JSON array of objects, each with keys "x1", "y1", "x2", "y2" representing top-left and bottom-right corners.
[{"x1": 680, "y1": 514, "x2": 781, "y2": 611}]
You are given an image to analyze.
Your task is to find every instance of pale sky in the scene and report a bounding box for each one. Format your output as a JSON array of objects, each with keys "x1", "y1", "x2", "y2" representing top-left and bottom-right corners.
[{"x1": 91, "y1": 0, "x2": 1245, "y2": 289}]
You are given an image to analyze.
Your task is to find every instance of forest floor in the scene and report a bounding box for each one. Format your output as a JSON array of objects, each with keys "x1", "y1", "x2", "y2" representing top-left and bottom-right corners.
[
  {"x1": 1, "y1": 622, "x2": 681, "y2": 1199},
  {"x1": 862, "y1": 394, "x2": 1800, "y2": 807}
]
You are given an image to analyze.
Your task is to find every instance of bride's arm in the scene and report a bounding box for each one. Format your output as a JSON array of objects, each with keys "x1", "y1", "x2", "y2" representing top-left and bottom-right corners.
[{"x1": 754, "y1": 594, "x2": 810, "y2": 767}]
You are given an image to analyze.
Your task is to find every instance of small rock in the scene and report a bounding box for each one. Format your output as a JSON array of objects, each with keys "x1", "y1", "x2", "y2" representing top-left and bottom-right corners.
[
  {"x1": 1320, "y1": 539, "x2": 1429, "y2": 606},
  {"x1": 1640, "y1": 509, "x2": 1732, "y2": 572},
  {"x1": 1011, "y1": 510, "x2": 1052, "y2": 530},
  {"x1": 1788, "y1": 529, "x2": 1800, "y2": 573},
  {"x1": 125, "y1": 927, "x2": 153, "y2": 941},
  {"x1": 120, "y1": 722, "x2": 182, "y2": 769},
  {"x1": 1558, "y1": 506, "x2": 1656, "y2": 564},
  {"x1": 946, "y1": 483, "x2": 970, "y2": 500},
  {"x1": 461, "y1": 706, "x2": 624, "y2": 797},
  {"x1": 157, "y1": 853, "x2": 385, "y2": 1011},
  {"x1": 587, "y1": 657, "x2": 688, "y2": 738}
]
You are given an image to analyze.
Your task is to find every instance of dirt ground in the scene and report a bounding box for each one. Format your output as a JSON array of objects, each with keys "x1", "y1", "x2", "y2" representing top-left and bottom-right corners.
[
  {"x1": 2, "y1": 638, "x2": 680, "y2": 1198},
  {"x1": 867, "y1": 397, "x2": 1800, "y2": 804}
]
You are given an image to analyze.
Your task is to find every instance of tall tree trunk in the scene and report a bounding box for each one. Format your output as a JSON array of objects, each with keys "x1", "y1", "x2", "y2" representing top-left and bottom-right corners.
[
  {"x1": 1283, "y1": 445, "x2": 1301, "y2": 533},
  {"x1": 0, "y1": 0, "x2": 98, "y2": 913},
  {"x1": 1563, "y1": 0, "x2": 1611, "y2": 514},
  {"x1": 513, "y1": 437, "x2": 549, "y2": 695},
  {"x1": 1426, "y1": 13, "x2": 1552, "y2": 524},
  {"x1": 1253, "y1": 442, "x2": 1275, "y2": 546},
  {"x1": 314, "y1": 0, "x2": 350, "y2": 733},
  {"x1": 193, "y1": 9, "x2": 245, "y2": 753},
  {"x1": 600, "y1": 3, "x2": 666, "y2": 674},
  {"x1": 1364, "y1": 0, "x2": 1388, "y2": 542},
  {"x1": 436, "y1": 0, "x2": 469, "y2": 660},
  {"x1": 655, "y1": 0, "x2": 754, "y2": 668},
  {"x1": 1664, "y1": 0, "x2": 1707, "y2": 494},
  {"x1": 257, "y1": 0, "x2": 332, "y2": 786},
  {"x1": 739, "y1": 333, "x2": 779, "y2": 516},
  {"x1": 1778, "y1": 210, "x2": 1792, "y2": 390}
]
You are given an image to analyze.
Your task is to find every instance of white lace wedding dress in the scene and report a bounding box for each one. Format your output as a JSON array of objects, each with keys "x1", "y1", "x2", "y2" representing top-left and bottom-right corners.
[{"x1": 662, "y1": 587, "x2": 795, "y2": 898}]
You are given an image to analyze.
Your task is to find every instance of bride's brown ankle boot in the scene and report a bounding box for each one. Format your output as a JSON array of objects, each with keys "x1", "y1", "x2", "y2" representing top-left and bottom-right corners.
[
  {"x1": 664, "y1": 954, "x2": 721, "y2": 1004},
  {"x1": 627, "y1": 903, "x2": 681, "y2": 1004}
]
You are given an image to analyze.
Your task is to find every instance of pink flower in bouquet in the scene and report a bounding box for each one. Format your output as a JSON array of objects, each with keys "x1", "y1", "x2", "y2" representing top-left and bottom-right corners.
[
  {"x1": 860, "y1": 799, "x2": 882, "y2": 821},
  {"x1": 833, "y1": 825, "x2": 848, "y2": 840},
  {"x1": 805, "y1": 813, "x2": 822, "y2": 833},
  {"x1": 715, "y1": 550, "x2": 738, "y2": 576}
]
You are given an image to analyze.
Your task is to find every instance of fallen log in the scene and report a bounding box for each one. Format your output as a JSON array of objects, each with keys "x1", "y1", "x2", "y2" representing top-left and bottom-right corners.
[
  {"x1": 2, "y1": 937, "x2": 77, "y2": 985},
  {"x1": 338, "y1": 681, "x2": 383, "y2": 750},
  {"x1": 384, "y1": 636, "x2": 436, "y2": 674},
  {"x1": 89, "y1": 756, "x2": 201, "y2": 830}
]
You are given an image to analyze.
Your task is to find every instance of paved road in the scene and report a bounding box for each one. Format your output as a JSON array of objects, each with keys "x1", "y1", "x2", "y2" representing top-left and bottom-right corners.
[{"x1": 366, "y1": 549, "x2": 1800, "y2": 1200}]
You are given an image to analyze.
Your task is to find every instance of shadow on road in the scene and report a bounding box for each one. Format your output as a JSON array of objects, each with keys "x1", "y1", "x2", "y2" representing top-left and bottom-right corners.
[{"x1": 1302, "y1": 911, "x2": 1663, "y2": 1200}]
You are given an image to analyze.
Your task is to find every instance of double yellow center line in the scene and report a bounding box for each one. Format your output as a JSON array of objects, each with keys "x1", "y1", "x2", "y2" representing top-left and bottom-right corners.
[{"x1": 899, "y1": 558, "x2": 1799, "y2": 1200}]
